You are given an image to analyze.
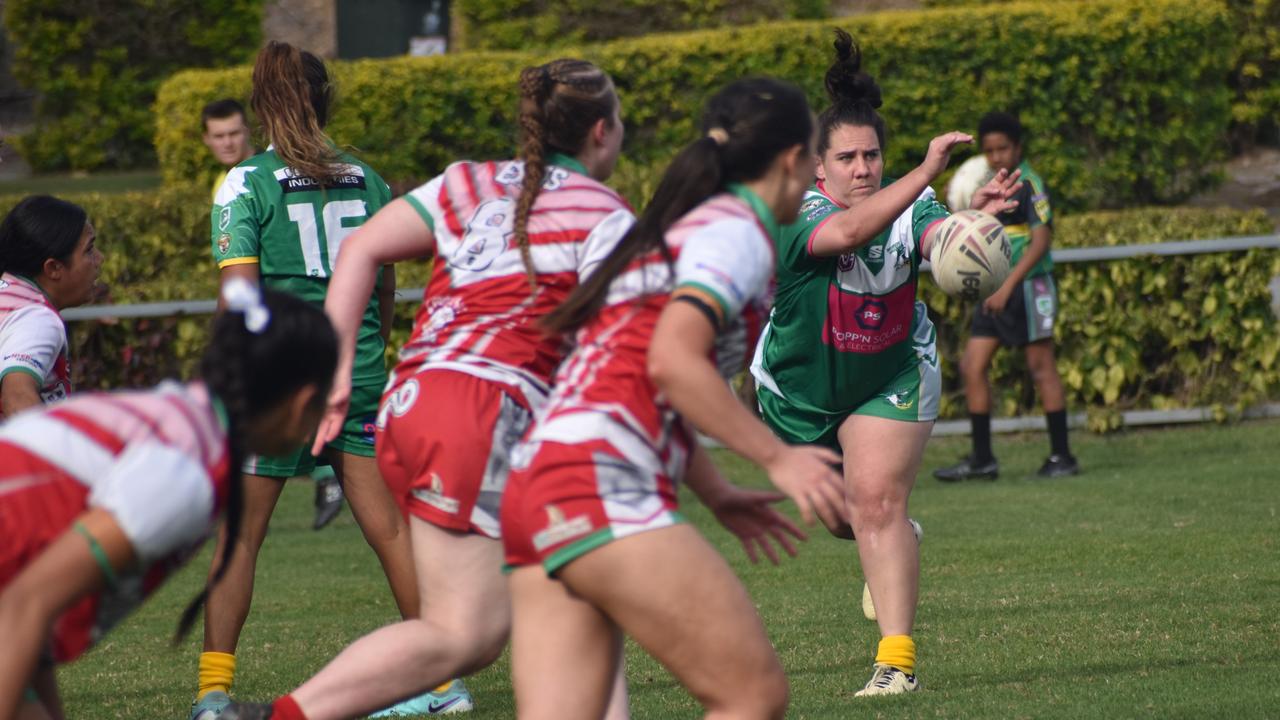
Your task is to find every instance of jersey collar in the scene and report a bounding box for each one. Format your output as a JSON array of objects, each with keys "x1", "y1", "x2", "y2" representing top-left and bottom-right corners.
[
  {"x1": 813, "y1": 180, "x2": 848, "y2": 209},
  {"x1": 548, "y1": 152, "x2": 589, "y2": 177},
  {"x1": 726, "y1": 183, "x2": 781, "y2": 240},
  {"x1": 4, "y1": 272, "x2": 55, "y2": 305}
]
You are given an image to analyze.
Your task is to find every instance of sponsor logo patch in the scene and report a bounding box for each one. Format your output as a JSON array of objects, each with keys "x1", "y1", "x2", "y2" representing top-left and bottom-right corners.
[
  {"x1": 532, "y1": 504, "x2": 595, "y2": 551},
  {"x1": 1032, "y1": 192, "x2": 1051, "y2": 223},
  {"x1": 411, "y1": 472, "x2": 460, "y2": 514},
  {"x1": 885, "y1": 391, "x2": 914, "y2": 411},
  {"x1": 3, "y1": 352, "x2": 43, "y2": 370},
  {"x1": 854, "y1": 298, "x2": 888, "y2": 331}
]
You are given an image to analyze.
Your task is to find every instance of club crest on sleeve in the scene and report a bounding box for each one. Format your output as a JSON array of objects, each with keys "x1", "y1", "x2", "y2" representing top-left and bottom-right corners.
[{"x1": 217, "y1": 234, "x2": 231, "y2": 255}]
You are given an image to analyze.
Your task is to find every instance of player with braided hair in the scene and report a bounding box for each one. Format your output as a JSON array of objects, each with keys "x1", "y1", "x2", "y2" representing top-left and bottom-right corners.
[
  {"x1": 219, "y1": 58, "x2": 634, "y2": 720},
  {"x1": 0, "y1": 280, "x2": 337, "y2": 720},
  {"x1": 500, "y1": 76, "x2": 832, "y2": 720}
]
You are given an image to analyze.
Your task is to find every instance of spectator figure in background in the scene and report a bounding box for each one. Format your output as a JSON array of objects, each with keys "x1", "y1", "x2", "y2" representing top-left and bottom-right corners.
[
  {"x1": 201, "y1": 97, "x2": 344, "y2": 530},
  {"x1": 0, "y1": 195, "x2": 102, "y2": 419},
  {"x1": 202, "y1": 100, "x2": 257, "y2": 202},
  {"x1": 934, "y1": 111, "x2": 1079, "y2": 481}
]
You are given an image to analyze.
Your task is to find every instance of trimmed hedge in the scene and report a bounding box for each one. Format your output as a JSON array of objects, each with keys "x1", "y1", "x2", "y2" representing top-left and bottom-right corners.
[
  {"x1": 451, "y1": 0, "x2": 828, "y2": 51},
  {"x1": 922, "y1": 0, "x2": 1280, "y2": 148},
  {"x1": 3, "y1": 0, "x2": 262, "y2": 171},
  {"x1": 1, "y1": 189, "x2": 1275, "y2": 424},
  {"x1": 155, "y1": 0, "x2": 1232, "y2": 212}
]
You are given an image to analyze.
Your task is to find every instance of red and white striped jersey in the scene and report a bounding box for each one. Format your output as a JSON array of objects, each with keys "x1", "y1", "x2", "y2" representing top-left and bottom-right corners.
[
  {"x1": 0, "y1": 272, "x2": 71, "y2": 415},
  {"x1": 527, "y1": 186, "x2": 776, "y2": 479},
  {"x1": 0, "y1": 380, "x2": 230, "y2": 661},
  {"x1": 396, "y1": 157, "x2": 634, "y2": 408}
]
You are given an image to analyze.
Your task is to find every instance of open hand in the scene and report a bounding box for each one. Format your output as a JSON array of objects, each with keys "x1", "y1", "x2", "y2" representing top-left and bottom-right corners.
[
  {"x1": 972, "y1": 167, "x2": 1022, "y2": 216},
  {"x1": 921, "y1": 132, "x2": 975, "y2": 179},
  {"x1": 707, "y1": 485, "x2": 808, "y2": 564},
  {"x1": 764, "y1": 445, "x2": 848, "y2": 529}
]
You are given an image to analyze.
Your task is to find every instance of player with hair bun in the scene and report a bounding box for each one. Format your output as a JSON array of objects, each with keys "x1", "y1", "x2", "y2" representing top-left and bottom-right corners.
[
  {"x1": 749, "y1": 30, "x2": 1021, "y2": 696},
  {"x1": 0, "y1": 280, "x2": 337, "y2": 720},
  {"x1": 192, "y1": 40, "x2": 421, "y2": 720},
  {"x1": 500, "y1": 76, "x2": 834, "y2": 720},
  {"x1": 0, "y1": 195, "x2": 102, "y2": 420},
  {"x1": 220, "y1": 58, "x2": 634, "y2": 720}
]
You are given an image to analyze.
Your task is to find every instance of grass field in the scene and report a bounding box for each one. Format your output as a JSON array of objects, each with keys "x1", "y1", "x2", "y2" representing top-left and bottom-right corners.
[{"x1": 58, "y1": 420, "x2": 1280, "y2": 719}]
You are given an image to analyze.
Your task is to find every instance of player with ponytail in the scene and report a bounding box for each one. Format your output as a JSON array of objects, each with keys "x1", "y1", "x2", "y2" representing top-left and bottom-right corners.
[
  {"x1": 497, "y1": 76, "x2": 835, "y2": 720},
  {"x1": 0, "y1": 195, "x2": 102, "y2": 419},
  {"x1": 0, "y1": 280, "x2": 336, "y2": 720},
  {"x1": 748, "y1": 30, "x2": 1021, "y2": 696},
  {"x1": 193, "y1": 40, "x2": 419, "y2": 719},
  {"x1": 219, "y1": 58, "x2": 634, "y2": 720}
]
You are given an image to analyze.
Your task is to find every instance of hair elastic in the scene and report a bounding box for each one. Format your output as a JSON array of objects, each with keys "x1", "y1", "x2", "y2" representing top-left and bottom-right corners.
[
  {"x1": 707, "y1": 127, "x2": 730, "y2": 145},
  {"x1": 221, "y1": 277, "x2": 271, "y2": 333}
]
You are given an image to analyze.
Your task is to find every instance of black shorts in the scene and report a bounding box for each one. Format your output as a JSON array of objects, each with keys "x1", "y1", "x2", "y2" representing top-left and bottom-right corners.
[{"x1": 970, "y1": 274, "x2": 1057, "y2": 347}]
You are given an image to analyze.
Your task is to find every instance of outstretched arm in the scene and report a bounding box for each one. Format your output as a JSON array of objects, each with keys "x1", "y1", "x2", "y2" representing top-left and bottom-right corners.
[
  {"x1": 313, "y1": 200, "x2": 436, "y2": 454},
  {"x1": 648, "y1": 298, "x2": 846, "y2": 528},
  {"x1": 811, "y1": 131, "x2": 975, "y2": 257},
  {"x1": 684, "y1": 442, "x2": 806, "y2": 564}
]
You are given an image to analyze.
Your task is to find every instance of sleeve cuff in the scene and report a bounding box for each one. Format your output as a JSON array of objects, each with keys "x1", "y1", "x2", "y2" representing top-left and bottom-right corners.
[
  {"x1": 217, "y1": 257, "x2": 260, "y2": 269},
  {"x1": 403, "y1": 195, "x2": 435, "y2": 232},
  {"x1": 806, "y1": 215, "x2": 836, "y2": 257},
  {"x1": 0, "y1": 366, "x2": 44, "y2": 384}
]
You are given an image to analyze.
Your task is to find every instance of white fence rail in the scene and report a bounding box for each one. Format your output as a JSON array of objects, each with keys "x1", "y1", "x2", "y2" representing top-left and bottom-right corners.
[{"x1": 61, "y1": 234, "x2": 1280, "y2": 322}]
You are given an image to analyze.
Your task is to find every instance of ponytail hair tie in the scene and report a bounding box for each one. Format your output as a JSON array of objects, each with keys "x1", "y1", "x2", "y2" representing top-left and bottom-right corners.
[
  {"x1": 222, "y1": 277, "x2": 271, "y2": 334},
  {"x1": 707, "y1": 127, "x2": 730, "y2": 145}
]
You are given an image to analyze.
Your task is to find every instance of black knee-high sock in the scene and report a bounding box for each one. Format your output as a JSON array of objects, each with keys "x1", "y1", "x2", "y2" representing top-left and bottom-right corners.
[
  {"x1": 1046, "y1": 409, "x2": 1071, "y2": 456},
  {"x1": 970, "y1": 413, "x2": 993, "y2": 463}
]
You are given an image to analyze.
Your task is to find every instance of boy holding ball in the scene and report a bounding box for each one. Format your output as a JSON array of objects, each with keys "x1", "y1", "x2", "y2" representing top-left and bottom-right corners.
[{"x1": 934, "y1": 111, "x2": 1079, "y2": 481}]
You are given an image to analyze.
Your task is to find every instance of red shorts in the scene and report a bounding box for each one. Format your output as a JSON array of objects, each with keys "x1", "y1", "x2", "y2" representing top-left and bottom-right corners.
[
  {"x1": 376, "y1": 370, "x2": 533, "y2": 539},
  {"x1": 500, "y1": 435, "x2": 685, "y2": 574},
  {"x1": 0, "y1": 442, "x2": 102, "y2": 662},
  {"x1": 0, "y1": 443, "x2": 88, "y2": 588}
]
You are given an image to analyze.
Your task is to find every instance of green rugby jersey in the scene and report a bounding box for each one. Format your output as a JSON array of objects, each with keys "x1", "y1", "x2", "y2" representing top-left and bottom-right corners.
[
  {"x1": 998, "y1": 159, "x2": 1053, "y2": 278},
  {"x1": 754, "y1": 182, "x2": 947, "y2": 415},
  {"x1": 212, "y1": 149, "x2": 393, "y2": 384}
]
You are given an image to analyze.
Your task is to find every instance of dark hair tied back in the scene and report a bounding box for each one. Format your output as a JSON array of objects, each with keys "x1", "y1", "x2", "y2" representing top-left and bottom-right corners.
[
  {"x1": 825, "y1": 29, "x2": 881, "y2": 111},
  {"x1": 817, "y1": 29, "x2": 887, "y2": 157},
  {"x1": 543, "y1": 76, "x2": 812, "y2": 335},
  {"x1": 0, "y1": 195, "x2": 87, "y2": 279},
  {"x1": 173, "y1": 287, "x2": 338, "y2": 643}
]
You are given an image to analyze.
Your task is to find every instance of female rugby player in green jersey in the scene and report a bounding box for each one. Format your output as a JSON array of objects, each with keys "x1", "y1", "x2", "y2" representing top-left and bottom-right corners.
[
  {"x1": 190, "y1": 41, "x2": 433, "y2": 719},
  {"x1": 750, "y1": 30, "x2": 1022, "y2": 696}
]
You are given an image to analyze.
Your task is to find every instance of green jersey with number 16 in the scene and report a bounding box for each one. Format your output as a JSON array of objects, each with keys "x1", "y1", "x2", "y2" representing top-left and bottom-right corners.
[{"x1": 211, "y1": 149, "x2": 393, "y2": 384}]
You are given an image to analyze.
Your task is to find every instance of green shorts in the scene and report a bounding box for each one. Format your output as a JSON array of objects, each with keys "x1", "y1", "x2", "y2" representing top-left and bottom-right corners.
[
  {"x1": 757, "y1": 357, "x2": 940, "y2": 452},
  {"x1": 243, "y1": 379, "x2": 384, "y2": 477}
]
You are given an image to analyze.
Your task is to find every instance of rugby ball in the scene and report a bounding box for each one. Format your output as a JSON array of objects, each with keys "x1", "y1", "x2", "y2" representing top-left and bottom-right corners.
[
  {"x1": 929, "y1": 210, "x2": 1011, "y2": 301},
  {"x1": 946, "y1": 154, "x2": 995, "y2": 211}
]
